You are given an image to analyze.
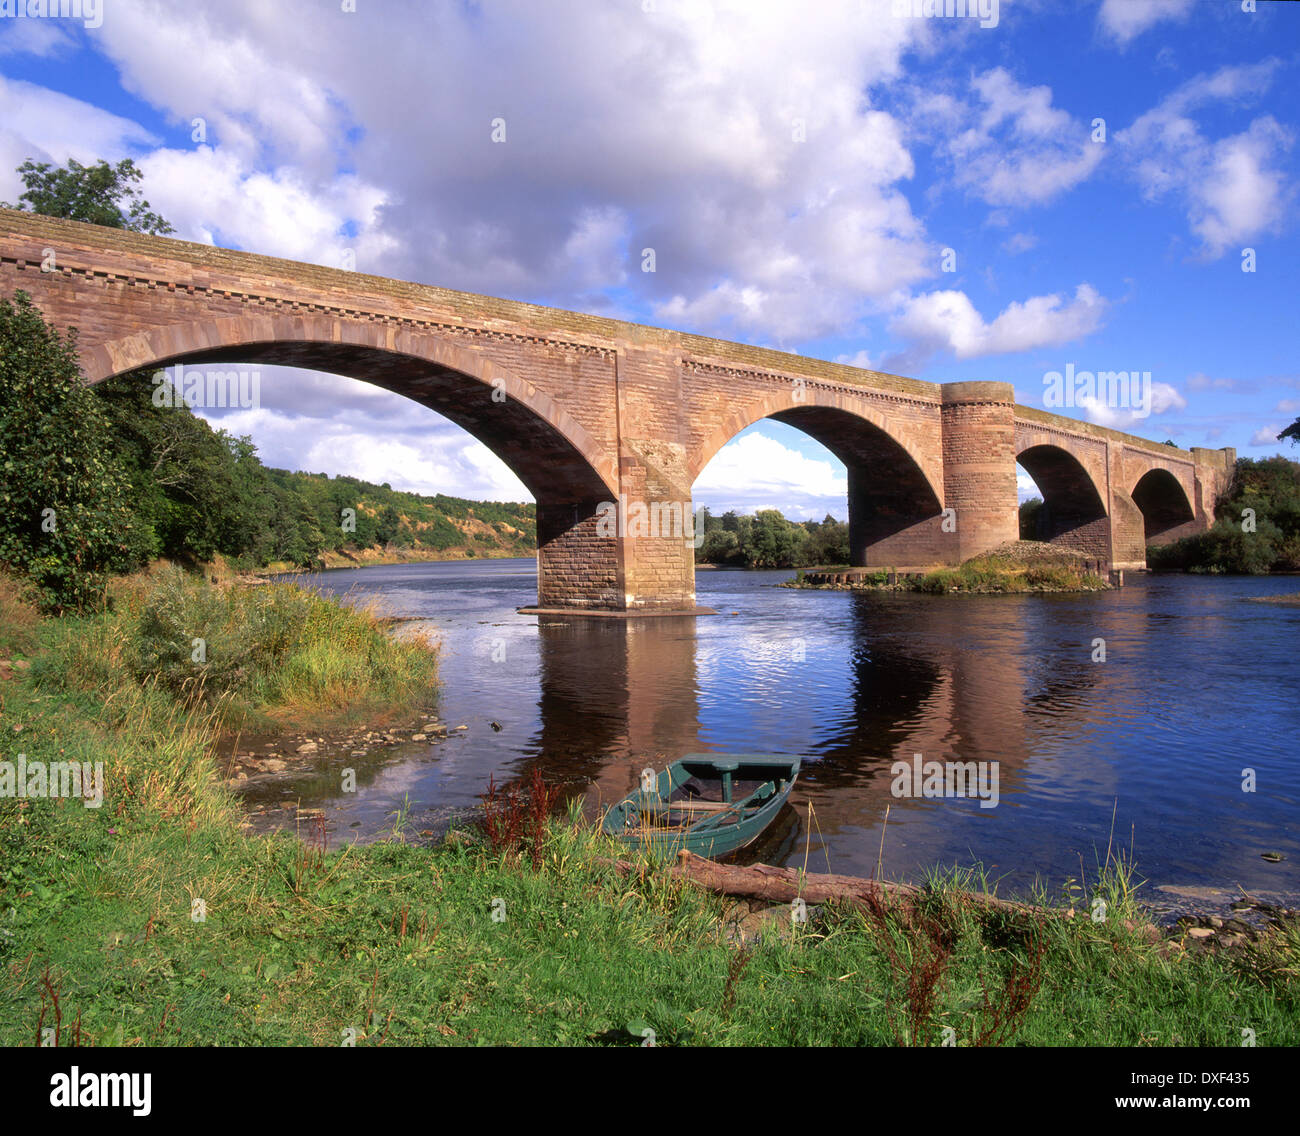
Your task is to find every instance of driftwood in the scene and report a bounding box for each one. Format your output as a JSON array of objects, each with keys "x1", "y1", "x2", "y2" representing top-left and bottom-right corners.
[{"x1": 606, "y1": 851, "x2": 1055, "y2": 919}]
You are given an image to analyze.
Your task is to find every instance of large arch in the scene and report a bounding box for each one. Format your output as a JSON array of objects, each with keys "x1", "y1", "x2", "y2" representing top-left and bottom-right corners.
[
  {"x1": 86, "y1": 313, "x2": 623, "y2": 609},
  {"x1": 85, "y1": 314, "x2": 619, "y2": 502},
  {"x1": 690, "y1": 393, "x2": 945, "y2": 568},
  {"x1": 1131, "y1": 468, "x2": 1195, "y2": 544},
  {"x1": 1016, "y1": 443, "x2": 1110, "y2": 558}
]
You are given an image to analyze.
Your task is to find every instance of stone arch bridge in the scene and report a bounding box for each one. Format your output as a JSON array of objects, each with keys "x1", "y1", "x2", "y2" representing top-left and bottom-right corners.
[{"x1": 1, "y1": 209, "x2": 1233, "y2": 612}]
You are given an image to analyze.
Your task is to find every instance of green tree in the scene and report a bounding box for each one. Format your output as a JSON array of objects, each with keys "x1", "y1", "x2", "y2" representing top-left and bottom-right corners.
[
  {"x1": 0, "y1": 292, "x2": 141, "y2": 610},
  {"x1": 3, "y1": 158, "x2": 175, "y2": 235},
  {"x1": 1019, "y1": 496, "x2": 1044, "y2": 541}
]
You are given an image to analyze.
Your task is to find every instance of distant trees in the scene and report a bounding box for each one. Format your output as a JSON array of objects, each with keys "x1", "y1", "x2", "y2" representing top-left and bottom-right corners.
[
  {"x1": 1019, "y1": 496, "x2": 1044, "y2": 540},
  {"x1": 695, "y1": 508, "x2": 847, "y2": 569}
]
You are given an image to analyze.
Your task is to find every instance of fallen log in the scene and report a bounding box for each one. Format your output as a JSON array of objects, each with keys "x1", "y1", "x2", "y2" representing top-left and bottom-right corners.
[{"x1": 606, "y1": 850, "x2": 1057, "y2": 919}]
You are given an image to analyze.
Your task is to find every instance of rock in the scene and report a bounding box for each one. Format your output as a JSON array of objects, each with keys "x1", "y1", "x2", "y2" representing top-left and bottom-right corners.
[
  {"x1": 1207, "y1": 916, "x2": 1223, "y2": 929},
  {"x1": 1185, "y1": 927, "x2": 1214, "y2": 940},
  {"x1": 296, "y1": 741, "x2": 319, "y2": 755},
  {"x1": 262, "y1": 758, "x2": 287, "y2": 773},
  {"x1": 1261, "y1": 851, "x2": 1285, "y2": 863},
  {"x1": 453, "y1": 725, "x2": 468, "y2": 732},
  {"x1": 411, "y1": 733, "x2": 427, "y2": 742},
  {"x1": 1230, "y1": 899, "x2": 1255, "y2": 911},
  {"x1": 350, "y1": 750, "x2": 367, "y2": 758},
  {"x1": 490, "y1": 721, "x2": 502, "y2": 732},
  {"x1": 1224, "y1": 919, "x2": 1251, "y2": 934}
]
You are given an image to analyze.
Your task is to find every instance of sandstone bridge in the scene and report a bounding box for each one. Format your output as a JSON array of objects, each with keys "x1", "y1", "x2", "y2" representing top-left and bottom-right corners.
[{"x1": 1, "y1": 209, "x2": 1233, "y2": 613}]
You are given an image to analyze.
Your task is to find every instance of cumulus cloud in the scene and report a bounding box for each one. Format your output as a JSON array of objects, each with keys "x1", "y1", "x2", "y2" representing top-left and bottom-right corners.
[
  {"x1": 195, "y1": 367, "x2": 530, "y2": 502},
  {"x1": 1098, "y1": 0, "x2": 1195, "y2": 46},
  {"x1": 1118, "y1": 62, "x2": 1292, "y2": 258},
  {"x1": 1078, "y1": 381, "x2": 1187, "y2": 430},
  {"x1": 932, "y1": 68, "x2": 1104, "y2": 208},
  {"x1": 1250, "y1": 426, "x2": 1286, "y2": 448},
  {"x1": 885, "y1": 283, "x2": 1108, "y2": 369},
  {"x1": 694, "y1": 430, "x2": 847, "y2": 519},
  {"x1": 0, "y1": 75, "x2": 159, "y2": 202},
  {"x1": 77, "y1": 0, "x2": 932, "y2": 341}
]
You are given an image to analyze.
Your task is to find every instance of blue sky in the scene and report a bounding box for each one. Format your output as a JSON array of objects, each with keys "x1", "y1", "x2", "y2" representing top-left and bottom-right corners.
[{"x1": 1, "y1": 0, "x2": 1297, "y2": 518}]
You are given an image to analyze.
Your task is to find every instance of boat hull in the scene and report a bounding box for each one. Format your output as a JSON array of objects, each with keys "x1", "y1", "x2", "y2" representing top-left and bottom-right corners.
[{"x1": 602, "y1": 753, "x2": 802, "y2": 859}]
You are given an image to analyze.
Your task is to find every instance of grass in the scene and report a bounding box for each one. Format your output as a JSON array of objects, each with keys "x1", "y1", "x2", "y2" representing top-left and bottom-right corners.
[
  {"x1": 34, "y1": 562, "x2": 438, "y2": 733},
  {"x1": 1, "y1": 570, "x2": 1297, "y2": 1046}
]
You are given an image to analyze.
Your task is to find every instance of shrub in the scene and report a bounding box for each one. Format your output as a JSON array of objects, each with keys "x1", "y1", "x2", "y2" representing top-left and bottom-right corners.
[{"x1": 0, "y1": 291, "x2": 141, "y2": 611}]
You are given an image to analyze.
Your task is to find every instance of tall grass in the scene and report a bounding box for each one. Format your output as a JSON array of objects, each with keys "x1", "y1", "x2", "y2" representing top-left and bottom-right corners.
[{"x1": 38, "y1": 563, "x2": 437, "y2": 731}]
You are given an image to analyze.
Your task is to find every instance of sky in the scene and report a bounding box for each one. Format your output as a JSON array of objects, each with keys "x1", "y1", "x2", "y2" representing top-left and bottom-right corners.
[{"x1": 1, "y1": 0, "x2": 1297, "y2": 519}]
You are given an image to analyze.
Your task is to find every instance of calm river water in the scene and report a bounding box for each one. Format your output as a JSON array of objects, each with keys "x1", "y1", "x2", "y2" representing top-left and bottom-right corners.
[{"x1": 252, "y1": 559, "x2": 1300, "y2": 902}]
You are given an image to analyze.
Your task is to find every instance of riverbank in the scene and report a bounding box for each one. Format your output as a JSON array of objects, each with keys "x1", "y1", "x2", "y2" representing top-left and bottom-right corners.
[
  {"x1": 2, "y1": 574, "x2": 1297, "y2": 1045},
  {"x1": 782, "y1": 542, "x2": 1112, "y2": 594},
  {"x1": 262, "y1": 545, "x2": 532, "y2": 575}
]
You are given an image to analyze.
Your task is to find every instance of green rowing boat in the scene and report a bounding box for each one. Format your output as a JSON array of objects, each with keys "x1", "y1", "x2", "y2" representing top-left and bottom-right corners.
[{"x1": 603, "y1": 753, "x2": 802, "y2": 859}]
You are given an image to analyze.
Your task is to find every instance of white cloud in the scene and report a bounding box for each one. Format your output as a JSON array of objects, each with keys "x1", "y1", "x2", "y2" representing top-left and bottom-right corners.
[
  {"x1": 138, "y1": 145, "x2": 394, "y2": 267},
  {"x1": 1118, "y1": 62, "x2": 1292, "y2": 258},
  {"x1": 1250, "y1": 426, "x2": 1285, "y2": 448},
  {"x1": 694, "y1": 431, "x2": 847, "y2": 518},
  {"x1": 1098, "y1": 0, "x2": 1195, "y2": 46},
  {"x1": 194, "y1": 366, "x2": 530, "y2": 502},
  {"x1": 0, "y1": 16, "x2": 75, "y2": 57},
  {"x1": 1002, "y1": 232, "x2": 1038, "y2": 255},
  {"x1": 1079, "y1": 381, "x2": 1186, "y2": 429},
  {"x1": 887, "y1": 283, "x2": 1108, "y2": 368},
  {"x1": 935, "y1": 68, "x2": 1104, "y2": 208},
  {"x1": 834, "y1": 349, "x2": 875, "y2": 370},
  {"x1": 82, "y1": 0, "x2": 931, "y2": 341},
  {"x1": 0, "y1": 75, "x2": 158, "y2": 203}
]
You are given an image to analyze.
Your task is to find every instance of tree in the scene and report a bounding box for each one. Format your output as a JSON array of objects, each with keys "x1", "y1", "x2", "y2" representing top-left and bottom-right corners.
[
  {"x1": 0, "y1": 292, "x2": 141, "y2": 610},
  {"x1": 3, "y1": 158, "x2": 175, "y2": 235},
  {"x1": 1280, "y1": 420, "x2": 1300, "y2": 447}
]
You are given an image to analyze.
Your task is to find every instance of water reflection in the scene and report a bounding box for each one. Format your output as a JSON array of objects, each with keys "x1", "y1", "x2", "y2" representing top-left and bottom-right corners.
[{"x1": 263, "y1": 560, "x2": 1300, "y2": 900}]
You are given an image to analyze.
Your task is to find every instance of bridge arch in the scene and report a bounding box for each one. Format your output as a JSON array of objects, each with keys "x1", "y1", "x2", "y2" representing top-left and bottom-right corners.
[
  {"x1": 1016, "y1": 443, "x2": 1110, "y2": 558},
  {"x1": 690, "y1": 389, "x2": 945, "y2": 567},
  {"x1": 83, "y1": 313, "x2": 619, "y2": 503},
  {"x1": 1131, "y1": 467, "x2": 1195, "y2": 543}
]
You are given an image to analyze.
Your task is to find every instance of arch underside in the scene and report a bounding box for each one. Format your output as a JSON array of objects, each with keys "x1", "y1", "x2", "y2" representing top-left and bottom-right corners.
[
  {"x1": 111, "y1": 338, "x2": 614, "y2": 506},
  {"x1": 1018, "y1": 444, "x2": 1109, "y2": 557},
  {"x1": 769, "y1": 406, "x2": 943, "y2": 551},
  {"x1": 1131, "y1": 468, "x2": 1195, "y2": 542}
]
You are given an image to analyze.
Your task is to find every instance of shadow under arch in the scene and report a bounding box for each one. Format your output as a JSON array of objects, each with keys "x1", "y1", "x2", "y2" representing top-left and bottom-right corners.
[
  {"x1": 691, "y1": 397, "x2": 944, "y2": 565},
  {"x1": 1017, "y1": 443, "x2": 1109, "y2": 557},
  {"x1": 1131, "y1": 468, "x2": 1195, "y2": 542}
]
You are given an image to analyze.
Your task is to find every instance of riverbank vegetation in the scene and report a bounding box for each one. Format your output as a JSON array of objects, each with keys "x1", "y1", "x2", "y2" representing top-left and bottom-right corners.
[
  {"x1": 0, "y1": 291, "x2": 534, "y2": 613},
  {"x1": 1147, "y1": 457, "x2": 1300, "y2": 574},
  {"x1": 787, "y1": 542, "x2": 1111, "y2": 594},
  {"x1": 3, "y1": 576, "x2": 1295, "y2": 1047}
]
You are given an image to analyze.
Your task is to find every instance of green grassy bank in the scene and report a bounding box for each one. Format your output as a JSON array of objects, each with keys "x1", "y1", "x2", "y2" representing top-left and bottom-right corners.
[
  {"x1": 1, "y1": 573, "x2": 1296, "y2": 1046},
  {"x1": 788, "y1": 543, "x2": 1112, "y2": 595}
]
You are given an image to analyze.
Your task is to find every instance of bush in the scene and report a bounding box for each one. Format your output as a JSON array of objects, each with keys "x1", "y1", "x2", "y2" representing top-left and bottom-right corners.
[{"x1": 0, "y1": 291, "x2": 141, "y2": 611}]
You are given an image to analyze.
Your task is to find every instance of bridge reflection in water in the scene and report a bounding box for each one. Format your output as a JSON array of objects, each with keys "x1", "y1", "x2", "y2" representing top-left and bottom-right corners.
[{"x1": 256, "y1": 562, "x2": 1299, "y2": 899}]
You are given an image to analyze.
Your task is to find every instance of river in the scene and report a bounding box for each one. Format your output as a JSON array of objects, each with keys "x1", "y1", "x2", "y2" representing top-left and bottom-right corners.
[{"x1": 244, "y1": 559, "x2": 1300, "y2": 904}]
